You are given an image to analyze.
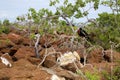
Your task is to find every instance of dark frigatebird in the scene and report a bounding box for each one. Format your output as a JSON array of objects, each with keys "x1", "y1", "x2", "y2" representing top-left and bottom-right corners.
[{"x1": 77, "y1": 28, "x2": 91, "y2": 41}]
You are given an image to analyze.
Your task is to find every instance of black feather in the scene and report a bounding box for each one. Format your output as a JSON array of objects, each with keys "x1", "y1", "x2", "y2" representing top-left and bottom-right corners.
[{"x1": 77, "y1": 28, "x2": 91, "y2": 41}]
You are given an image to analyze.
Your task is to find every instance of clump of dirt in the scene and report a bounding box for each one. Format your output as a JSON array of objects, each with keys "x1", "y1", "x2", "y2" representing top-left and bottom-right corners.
[
  {"x1": 88, "y1": 48, "x2": 104, "y2": 63},
  {"x1": 14, "y1": 46, "x2": 35, "y2": 59}
]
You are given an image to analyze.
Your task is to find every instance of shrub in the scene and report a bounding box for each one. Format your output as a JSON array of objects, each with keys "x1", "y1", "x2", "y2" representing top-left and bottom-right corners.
[
  {"x1": 85, "y1": 26, "x2": 120, "y2": 51},
  {"x1": 0, "y1": 26, "x2": 10, "y2": 34},
  {"x1": 3, "y1": 19, "x2": 10, "y2": 26},
  {"x1": 97, "y1": 12, "x2": 120, "y2": 27},
  {"x1": 85, "y1": 71, "x2": 100, "y2": 80},
  {"x1": 102, "y1": 67, "x2": 120, "y2": 80}
]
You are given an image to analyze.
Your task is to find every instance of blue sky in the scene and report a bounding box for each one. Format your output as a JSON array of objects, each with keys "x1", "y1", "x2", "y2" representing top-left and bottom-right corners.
[{"x1": 0, "y1": 0, "x2": 112, "y2": 22}]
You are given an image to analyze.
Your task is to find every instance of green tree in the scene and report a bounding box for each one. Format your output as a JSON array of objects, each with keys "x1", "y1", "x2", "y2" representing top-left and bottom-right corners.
[
  {"x1": 101, "y1": 0, "x2": 120, "y2": 14},
  {"x1": 17, "y1": 15, "x2": 26, "y2": 22},
  {"x1": 28, "y1": 8, "x2": 58, "y2": 32},
  {"x1": 97, "y1": 12, "x2": 120, "y2": 27},
  {"x1": 28, "y1": 8, "x2": 58, "y2": 25},
  {"x1": 101, "y1": 0, "x2": 120, "y2": 27},
  {"x1": 3, "y1": 19, "x2": 10, "y2": 26},
  {"x1": 87, "y1": 18, "x2": 120, "y2": 50},
  {"x1": 49, "y1": 0, "x2": 100, "y2": 26}
]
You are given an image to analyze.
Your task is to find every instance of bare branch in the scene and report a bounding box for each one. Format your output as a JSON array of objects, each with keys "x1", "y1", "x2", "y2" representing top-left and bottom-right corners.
[
  {"x1": 34, "y1": 34, "x2": 40, "y2": 58},
  {"x1": 37, "y1": 48, "x2": 62, "y2": 68}
]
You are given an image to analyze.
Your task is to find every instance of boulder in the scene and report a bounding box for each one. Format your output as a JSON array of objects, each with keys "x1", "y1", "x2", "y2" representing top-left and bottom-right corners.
[
  {"x1": 7, "y1": 33, "x2": 23, "y2": 44},
  {"x1": 0, "y1": 39, "x2": 15, "y2": 49},
  {"x1": 57, "y1": 51, "x2": 80, "y2": 66},
  {"x1": 88, "y1": 48, "x2": 104, "y2": 63},
  {"x1": 14, "y1": 46, "x2": 35, "y2": 60}
]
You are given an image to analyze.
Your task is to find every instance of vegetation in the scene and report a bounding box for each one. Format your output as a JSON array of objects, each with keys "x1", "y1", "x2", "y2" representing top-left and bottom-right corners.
[
  {"x1": 102, "y1": 67, "x2": 120, "y2": 80},
  {"x1": 3, "y1": 19, "x2": 10, "y2": 26},
  {"x1": 85, "y1": 71, "x2": 100, "y2": 80},
  {"x1": 0, "y1": 26, "x2": 10, "y2": 34},
  {"x1": 85, "y1": 12, "x2": 120, "y2": 51}
]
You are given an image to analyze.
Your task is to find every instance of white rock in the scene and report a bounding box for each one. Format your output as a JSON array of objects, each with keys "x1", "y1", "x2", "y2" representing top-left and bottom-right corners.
[
  {"x1": 51, "y1": 75, "x2": 65, "y2": 80},
  {"x1": 57, "y1": 51, "x2": 80, "y2": 66},
  {"x1": 0, "y1": 56, "x2": 12, "y2": 67},
  {"x1": 73, "y1": 51, "x2": 80, "y2": 60}
]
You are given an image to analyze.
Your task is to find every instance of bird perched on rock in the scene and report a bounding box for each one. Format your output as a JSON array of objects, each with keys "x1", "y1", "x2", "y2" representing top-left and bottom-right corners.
[{"x1": 77, "y1": 28, "x2": 91, "y2": 41}]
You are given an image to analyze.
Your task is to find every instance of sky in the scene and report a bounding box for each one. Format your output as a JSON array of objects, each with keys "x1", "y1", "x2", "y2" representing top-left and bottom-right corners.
[{"x1": 0, "y1": 0, "x2": 112, "y2": 23}]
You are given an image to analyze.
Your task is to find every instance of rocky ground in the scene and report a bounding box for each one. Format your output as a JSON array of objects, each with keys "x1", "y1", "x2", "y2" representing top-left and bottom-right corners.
[{"x1": 0, "y1": 29, "x2": 120, "y2": 80}]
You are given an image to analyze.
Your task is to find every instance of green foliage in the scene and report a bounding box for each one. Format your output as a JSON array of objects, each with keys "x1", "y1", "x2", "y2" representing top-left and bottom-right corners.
[
  {"x1": 93, "y1": 0, "x2": 99, "y2": 10},
  {"x1": 86, "y1": 25, "x2": 120, "y2": 50},
  {"x1": 16, "y1": 15, "x2": 26, "y2": 22},
  {"x1": 28, "y1": 8, "x2": 40, "y2": 24},
  {"x1": 102, "y1": 67, "x2": 120, "y2": 80},
  {"x1": 56, "y1": 25, "x2": 75, "y2": 35},
  {"x1": 50, "y1": 0, "x2": 59, "y2": 6},
  {"x1": 50, "y1": 0, "x2": 100, "y2": 19},
  {"x1": 3, "y1": 19, "x2": 10, "y2": 26},
  {"x1": 59, "y1": 20, "x2": 67, "y2": 26},
  {"x1": 38, "y1": 27, "x2": 53, "y2": 35},
  {"x1": 28, "y1": 8, "x2": 56, "y2": 24},
  {"x1": 5, "y1": 39, "x2": 11, "y2": 44},
  {"x1": 113, "y1": 67, "x2": 120, "y2": 79},
  {"x1": 85, "y1": 71, "x2": 100, "y2": 80},
  {"x1": 0, "y1": 39, "x2": 11, "y2": 46},
  {"x1": 97, "y1": 13, "x2": 120, "y2": 27},
  {"x1": 0, "y1": 26, "x2": 10, "y2": 34},
  {"x1": 30, "y1": 33, "x2": 36, "y2": 40},
  {"x1": 86, "y1": 12, "x2": 120, "y2": 51},
  {"x1": 101, "y1": 0, "x2": 120, "y2": 13},
  {"x1": 74, "y1": 10, "x2": 83, "y2": 18}
]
